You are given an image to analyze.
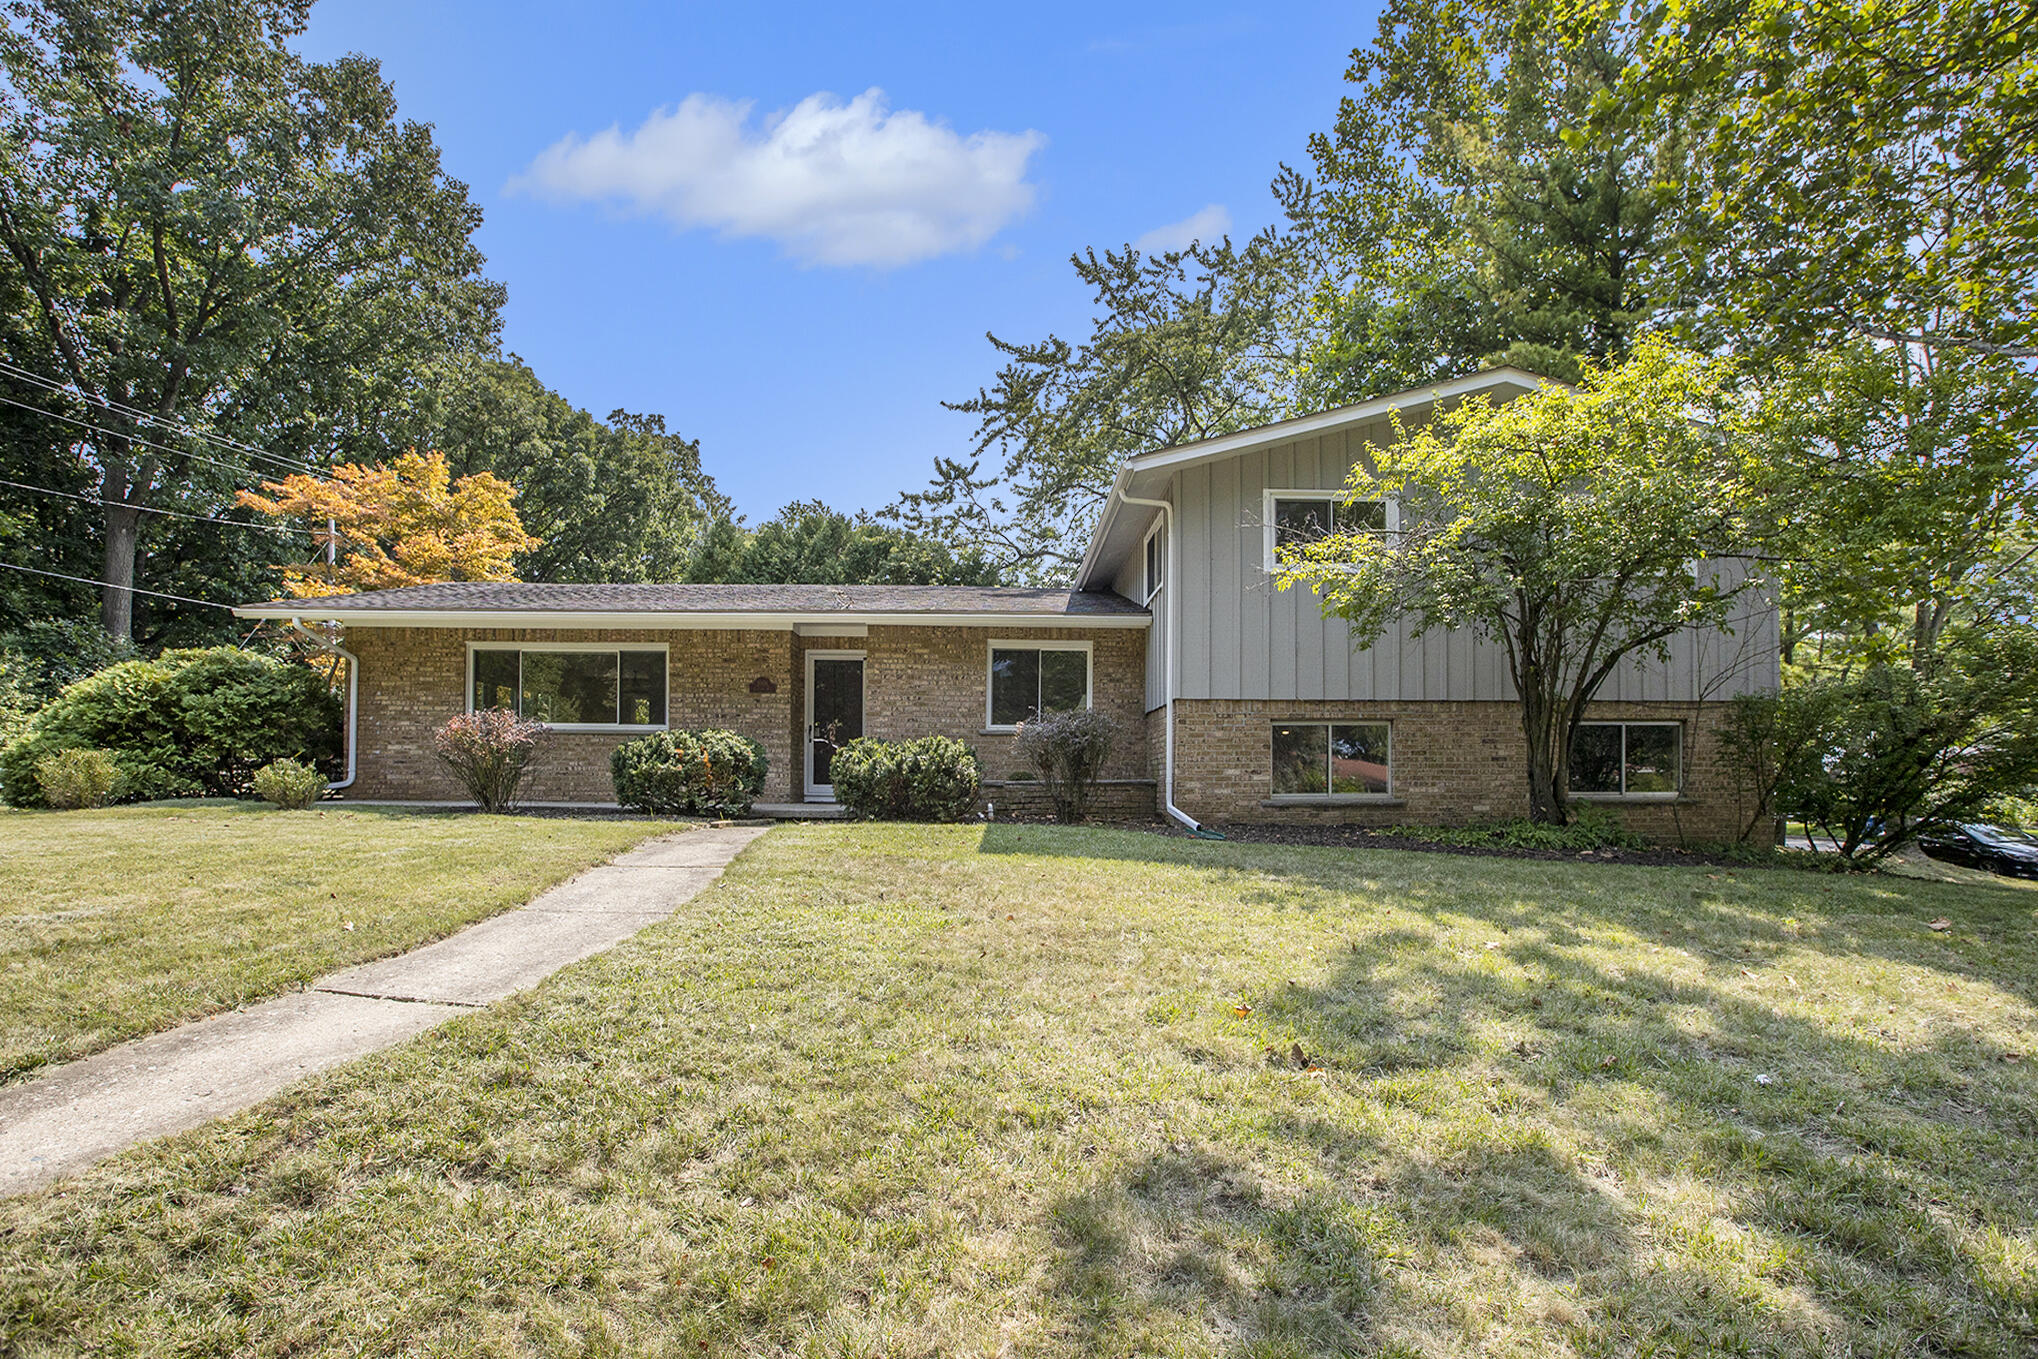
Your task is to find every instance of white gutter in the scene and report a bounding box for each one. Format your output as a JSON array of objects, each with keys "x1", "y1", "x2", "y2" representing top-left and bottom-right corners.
[
  {"x1": 289, "y1": 618, "x2": 358, "y2": 791},
  {"x1": 1118, "y1": 490, "x2": 1201, "y2": 833}
]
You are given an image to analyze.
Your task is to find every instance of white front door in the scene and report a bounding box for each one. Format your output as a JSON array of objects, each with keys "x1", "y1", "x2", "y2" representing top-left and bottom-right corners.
[{"x1": 804, "y1": 651, "x2": 865, "y2": 800}]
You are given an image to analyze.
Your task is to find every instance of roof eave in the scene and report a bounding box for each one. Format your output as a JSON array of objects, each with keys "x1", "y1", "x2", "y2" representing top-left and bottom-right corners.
[{"x1": 230, "y1": 605, "x2": 1151, "y2": 630}]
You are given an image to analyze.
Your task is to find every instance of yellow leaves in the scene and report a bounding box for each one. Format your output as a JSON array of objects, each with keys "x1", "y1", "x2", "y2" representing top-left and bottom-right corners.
[{"x1": 238, "y1": 450, "x2": 539, "y2": 597}]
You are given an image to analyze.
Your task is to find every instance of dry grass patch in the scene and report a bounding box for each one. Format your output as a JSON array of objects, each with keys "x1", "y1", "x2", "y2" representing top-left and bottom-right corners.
[
  {"x1": 0, "y1": 802, "x2": 688, "y2": 1081},
  {"x1": 1, "y1": 823, "x2": 2033, "y2": 1356}
]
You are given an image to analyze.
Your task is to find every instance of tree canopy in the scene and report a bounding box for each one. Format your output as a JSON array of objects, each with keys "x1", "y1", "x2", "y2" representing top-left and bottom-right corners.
[{"x1": 690, "y1": 501, "x2": 1001, "y2": 586}]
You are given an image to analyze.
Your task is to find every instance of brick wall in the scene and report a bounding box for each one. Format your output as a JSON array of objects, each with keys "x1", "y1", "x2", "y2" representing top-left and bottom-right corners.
[
  {"x1": 1169, "y1": 698, "x2": 1766, "y2": 845},
  {"x1": 345, "y1": 627, "x2": 796, "y2": 803},
  {"x1": 343, "y1": 623, "x2": 1150, "y2": 806},
  {"x1": 794, "y1": 625, "x2": 1151, "y2": 789}
]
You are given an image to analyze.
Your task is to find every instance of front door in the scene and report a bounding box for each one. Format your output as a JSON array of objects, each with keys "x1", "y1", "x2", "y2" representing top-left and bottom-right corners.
[{"x1": 804, "y1": 652, "x2": 865, "y2": 800}]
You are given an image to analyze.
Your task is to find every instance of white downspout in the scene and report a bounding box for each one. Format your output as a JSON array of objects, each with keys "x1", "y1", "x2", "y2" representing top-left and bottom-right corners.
[
  {"x1": 290, "y1": 618, "x2": 358, "y2": 791},
  {"x1": 1118, "y1": 490, "x2": 1201, "y2": 833}
]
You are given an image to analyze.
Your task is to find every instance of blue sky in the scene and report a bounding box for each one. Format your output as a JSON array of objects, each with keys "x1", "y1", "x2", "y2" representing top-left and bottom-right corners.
[{"x1": 296, "y1": 2, "x2": 1376, "y2": 524}]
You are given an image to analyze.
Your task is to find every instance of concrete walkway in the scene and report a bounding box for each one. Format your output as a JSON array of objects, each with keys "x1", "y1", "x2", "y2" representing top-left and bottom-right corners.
[{"x1": 0, "y1": 823, "x2": 768, "y2": 1197}]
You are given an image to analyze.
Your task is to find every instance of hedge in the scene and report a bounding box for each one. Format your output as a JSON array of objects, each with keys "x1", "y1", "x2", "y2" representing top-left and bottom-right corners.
[
  {"x1": 611, "y1": 728, "x2": 768, "y2": 817},
  {"x1": 828, "y1": 736, "x2": 982, "y2": 822}
]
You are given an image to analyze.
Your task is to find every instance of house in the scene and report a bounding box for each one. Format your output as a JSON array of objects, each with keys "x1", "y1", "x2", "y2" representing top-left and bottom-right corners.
[{"x1": 233, "y1": 369, "x2": 1779, "y2": 840}]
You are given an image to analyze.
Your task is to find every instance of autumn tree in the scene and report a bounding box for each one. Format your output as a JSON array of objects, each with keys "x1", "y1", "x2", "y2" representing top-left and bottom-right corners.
[
  {"x1": 238, "y1": 452, "x2": 537, "y2": 597},
  {"x1": 1276, "y1": 343, "x2": 1763, "y2": 823}
]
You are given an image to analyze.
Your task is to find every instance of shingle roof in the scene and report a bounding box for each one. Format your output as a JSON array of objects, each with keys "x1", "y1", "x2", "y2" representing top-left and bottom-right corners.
[{"x1": 235, "y1": 581, "x2": 1146, "y2": 619}]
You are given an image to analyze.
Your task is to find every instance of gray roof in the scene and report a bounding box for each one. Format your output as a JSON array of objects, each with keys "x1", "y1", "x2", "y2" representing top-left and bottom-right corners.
[{"x1": 236, "y1": 581, "x2": 1146, "y2": 619}]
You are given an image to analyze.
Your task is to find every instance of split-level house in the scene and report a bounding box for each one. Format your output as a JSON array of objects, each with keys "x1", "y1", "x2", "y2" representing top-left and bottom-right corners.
[{"x1": 234, "y1": 370, "x2": 1780, "y2": 841}]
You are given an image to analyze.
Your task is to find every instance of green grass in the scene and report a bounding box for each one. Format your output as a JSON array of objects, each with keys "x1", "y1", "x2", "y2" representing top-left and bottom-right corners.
[
  {"x1": 0, "y1": 802, "x2": 687, "y2": 1082},
  {"x1": 4, "y1": 823, "x2": 2035, "y2": 1357}
]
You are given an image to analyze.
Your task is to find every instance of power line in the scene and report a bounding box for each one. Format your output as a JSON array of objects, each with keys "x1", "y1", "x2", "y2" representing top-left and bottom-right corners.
[
  {"x1": 0, "y1": 357, "x2": 321, "y2": 478},
  {"x1": 0, "y1": 476, "x2": 304, "y2": 536},
  {"x1": 0, "y1": 391, "x2": 293, "y2": 488},
  {"x1": 0, "y1": 560, "x2": 236, "y2": 610}
]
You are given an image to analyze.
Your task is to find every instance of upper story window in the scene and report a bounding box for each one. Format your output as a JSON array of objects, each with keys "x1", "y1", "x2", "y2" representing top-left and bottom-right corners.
[
  {"x1": 1143, "y1": 522, "x2": 1165, "y2": 602},
  {"x1": 987, "y1": 641, "x2": 1092, "y2": 730},
  {"x1": 1263, "y1": 489, "x2": 1396, "y2": 572},
  {"x1": 1570, "y1": 721, "x2": 1680, "y2": 797},
  {"x1": 469, "y1": 644, "x2": 668, "y2": 730}
]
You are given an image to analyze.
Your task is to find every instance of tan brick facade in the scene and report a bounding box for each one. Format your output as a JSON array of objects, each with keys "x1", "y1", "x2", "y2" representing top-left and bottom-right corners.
[
  {"x1": 344, "y1": 623, "x2": 1152, "y2": 809},
  {"x1": 1168, "y1": 698, "x2": 1765, "y2": 845}
]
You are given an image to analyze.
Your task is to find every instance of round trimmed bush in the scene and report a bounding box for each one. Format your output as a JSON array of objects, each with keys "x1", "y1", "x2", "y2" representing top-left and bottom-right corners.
[
  {"x1": 611, "y1": 728, "x2": 768, "y2": 817},
  {"x1": 0, "y1": 648, "x2": 340, "y2": 808},
  {"x1": 35, "y1": 747, "x2": 118, "y2": 809},
  {"x1": 252, "y1": 758, "x2": 328, "y2": 810},
  {"x1": 829, "y1": 736, "x2": 982, "y2": 822}
]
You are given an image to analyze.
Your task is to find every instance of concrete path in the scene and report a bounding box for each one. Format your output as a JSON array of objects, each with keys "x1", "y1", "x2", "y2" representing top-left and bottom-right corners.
[{"x1": 0, "y1": 823, "x2": 768, "y2": 1198}]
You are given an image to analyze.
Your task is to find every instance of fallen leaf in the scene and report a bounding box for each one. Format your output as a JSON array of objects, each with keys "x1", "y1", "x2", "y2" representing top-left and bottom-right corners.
[
  {"x1": 1291, "y1": 1042, "x2": 1311, "y2": 1069},
  {"x1": 1740, "y1": 968, "x2": 1758, "y2": 979},
  {"x1": 342, "y1": 921, "x2": 355, "y2": 932},
  {"x1": 1754, "y1": 1073, "x2": 1774, "y2": 1085},
  {"x1": 1927, "y1": 918, "x2": 1953, "y2": 932},
  {"x1": 1233, "y1": 1003, "x2": 1253, "y2": 1018},
  {"x1": 2002, "y1": 1052, "x2": 2023, "y2": 1063},
  {"x1": 1599, "y1": 1054, "x2": 1618, "y2": 1069}
]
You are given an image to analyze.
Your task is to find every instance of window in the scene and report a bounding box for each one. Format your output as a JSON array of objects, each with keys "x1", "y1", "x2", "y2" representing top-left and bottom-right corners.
[
  {"x1": 1263, "y1": 489, "x2": 1395, "y2": 571},
  {"x1": 468, "y1": 645, "x2": 667, "y2": 729},
  {"x1": 1143, "y1": 522, "x2": 1165, "y2": 602},
  {"x1": 987, "y1": 642, "x2": 1091, "y2": 729},
  {"x1": 1271, "y1": 721, "x2": 1392, "y2": 798},
  {"x1": 1570, "y1": 722, "x2": 1680, "y2": 796}
]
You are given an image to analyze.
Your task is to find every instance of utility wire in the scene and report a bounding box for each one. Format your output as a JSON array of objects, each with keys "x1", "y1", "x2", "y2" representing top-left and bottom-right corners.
[
  {"x1": 0, "y1": 476, "x2": 304, "y2": 536},
  {"x1": 0, "y1": 357, "x2": 321, "y2": 478},
  {"x1": 0, "y1": 560, "x2": 235, "y2": 610},
  {"x1": 0, "y1": 392, "x2": 294, "y2": 488}
]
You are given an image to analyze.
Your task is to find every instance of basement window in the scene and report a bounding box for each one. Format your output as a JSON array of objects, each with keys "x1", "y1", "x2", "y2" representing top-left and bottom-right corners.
[
  {"x1": 1570, "y1": 722, "x2": 1680, "y2": 797},
  {"x1": 469, "y1": 644, "x2": 668, "y2": 730},
  {"x1": 1271, "y1": 721, "x2": 1392, "y2": 798}
]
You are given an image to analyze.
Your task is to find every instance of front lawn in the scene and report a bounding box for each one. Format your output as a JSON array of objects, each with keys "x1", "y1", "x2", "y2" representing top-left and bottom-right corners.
[
  {"x1": 0, "y1": 803, "x2": 687, "y2": 1082},
  {"x1": 3, "y1": 823, "x2": 2034, "y2": 1356}
]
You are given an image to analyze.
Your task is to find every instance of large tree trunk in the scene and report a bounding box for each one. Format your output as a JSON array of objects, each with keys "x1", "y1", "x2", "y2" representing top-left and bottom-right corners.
[{"x1": 100, "y1": 497, "x2": 140, "y2": 641}]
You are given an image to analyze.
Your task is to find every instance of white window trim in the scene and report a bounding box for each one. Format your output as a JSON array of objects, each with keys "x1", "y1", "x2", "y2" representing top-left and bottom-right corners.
[
  {"x1": 1142, "y1": 518, "x2": 1166, "y2": 604},
  {"x1": 466, "y1": 641, "x2": 671, "y2": 733},
  {"x1": 984, "y1": 639, "x2": 1094, "y2": 732},
  {"x1": 1268, "y1": 719, "x2": 1395, "y2": 801},
  {"x1": 1569, "y1": 720, "x2": 1683, "y2": 800},
  {"x1": 1262, "y1": 488, "x2": 1400, "y2": 574}
]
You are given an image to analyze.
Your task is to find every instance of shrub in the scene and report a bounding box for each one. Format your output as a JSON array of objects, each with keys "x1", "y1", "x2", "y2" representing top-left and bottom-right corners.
[
  {"x1": 434, "y1": 709, "x2": 544, "y2": 813},
  {"x1": 35, "y1": 748, "x2": 118, "y2": 809},
  {"x1": 1013, "y1": 708, "x2": 1118, "y2": 824},
  {"x1": 0, "y1": 618, "x2": 140, "y2": 706},
  {"x1": 611, "y1": 728, "x2": 767, "y2": 817},
  {"x1": 0, "y1": 647, "x2": 341, "y2": 808},
  {"x1": 829, "y1": 736, "x2": 982, "y2": 821},
  {"x1": 1379, "y1": 807, "x2": 1644, "y2": 852},
  {"x1": 252, "y1": 758, "x2": 327, "y2": 810}
]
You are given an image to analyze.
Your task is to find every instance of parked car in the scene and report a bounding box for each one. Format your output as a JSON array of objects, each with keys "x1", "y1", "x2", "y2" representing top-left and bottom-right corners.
[{"x1": 1917, "y1": 823, "x2": 2038, "y2": 879}]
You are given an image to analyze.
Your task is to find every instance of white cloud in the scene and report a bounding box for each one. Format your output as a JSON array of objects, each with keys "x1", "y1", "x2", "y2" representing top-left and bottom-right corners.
[
  {"x1": 510, "y1": 89, "x2": 1045, "y2": 268},
  {"x1": 1134, "y1": 204, "x2": 1233, "y2": 254}
]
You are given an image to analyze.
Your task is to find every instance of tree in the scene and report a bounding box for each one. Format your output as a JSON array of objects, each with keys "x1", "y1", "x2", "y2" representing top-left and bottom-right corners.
[
  {"x1": 1626, "y1": 0, "x2": 2038, "y2": 359},
  {"x1": 421, "y1": 356, "x2": 729, "y2": 582},
  {"x1": 237, "y1": 451, "x2": 537, "y2": 597},
  {"x1": 0, "y1": 0, "x2": 502, "y2": 638},
  {"x1": 1276, "y1": 342, "x2": 1761, "y2": 823},
  {"x1": 688, "y1": 501, "x2": 1001, "y2": 586},
  {"x1": 1299, "y1": 0, "x2": 1688, "y2": 400},
  {"x1": 894, "y1": 231, "x2": 1314, "y2": 582}
]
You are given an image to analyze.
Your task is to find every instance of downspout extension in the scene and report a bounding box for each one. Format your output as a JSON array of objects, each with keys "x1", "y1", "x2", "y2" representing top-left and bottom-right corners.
[
  {"x1": 1118, "y1": 491, "x2": 1220, "y2": 838},
  {"x1": 289, "y1": 618, "x2": 358, "y2": 792}
]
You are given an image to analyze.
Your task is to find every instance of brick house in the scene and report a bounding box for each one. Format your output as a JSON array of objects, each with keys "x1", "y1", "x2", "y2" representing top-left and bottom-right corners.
[{"x1": 235, "y1": 370, "x2": 1779, "y2": 840}]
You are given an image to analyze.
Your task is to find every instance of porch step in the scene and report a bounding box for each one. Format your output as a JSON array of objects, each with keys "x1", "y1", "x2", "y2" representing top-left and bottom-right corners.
[{"x1": 753, "y1": 802, "x2": 849, "y2": 820}]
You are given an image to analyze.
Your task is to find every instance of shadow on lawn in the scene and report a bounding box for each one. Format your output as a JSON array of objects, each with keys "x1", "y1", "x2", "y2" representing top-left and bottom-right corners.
[{"x1": 990, "y1": 822, "x2": 2038, "y2": 1353}]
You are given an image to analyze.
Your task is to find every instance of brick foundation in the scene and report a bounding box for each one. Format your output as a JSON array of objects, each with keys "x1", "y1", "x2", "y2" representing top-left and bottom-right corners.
[{"x1": 1168, "y1": 698, "x2": 1767, "y2": 846}]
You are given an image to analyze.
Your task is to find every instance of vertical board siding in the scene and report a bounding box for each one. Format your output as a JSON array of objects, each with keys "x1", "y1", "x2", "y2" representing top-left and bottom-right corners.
[{"x1": 1168, "y1": 416, "x2": 1778, "y2": 703}]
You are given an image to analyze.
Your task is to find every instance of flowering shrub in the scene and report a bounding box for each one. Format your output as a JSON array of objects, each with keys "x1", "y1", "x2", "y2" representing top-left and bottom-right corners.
[
  {"x1": 1013, "y1": 708, "x2": 1118, "y2": 823},
  {"x1": 433, "y1": 709, "x2": 544, "y2": 812}
]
